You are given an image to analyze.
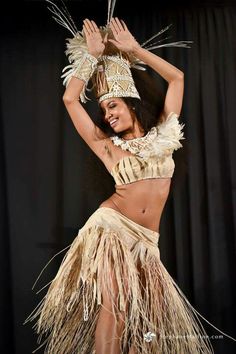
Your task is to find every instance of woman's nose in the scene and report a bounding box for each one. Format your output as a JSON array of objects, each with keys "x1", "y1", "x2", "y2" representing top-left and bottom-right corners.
[{"x1": 105, "y1": 112, "x2": 112, "y2": 121}]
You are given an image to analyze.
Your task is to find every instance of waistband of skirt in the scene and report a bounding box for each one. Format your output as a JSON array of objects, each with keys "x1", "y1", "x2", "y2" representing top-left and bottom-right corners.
[{"x1": 81, "y1": 207, "x2": 160, "y2": 246}]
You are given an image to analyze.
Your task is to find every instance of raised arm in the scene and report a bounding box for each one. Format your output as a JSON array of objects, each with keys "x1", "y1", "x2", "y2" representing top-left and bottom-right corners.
[
  {"x1": 109, "y1": 18, "x2": 184, "y2": 121},
  {"x1": 62, "y1": 19, "x2": 111, "y2": 160}
]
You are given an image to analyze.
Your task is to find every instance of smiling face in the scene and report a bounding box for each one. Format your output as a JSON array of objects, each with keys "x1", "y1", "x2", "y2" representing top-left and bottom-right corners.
[{"x1": 100, "y1": 97, "x2": 141, "y2": 136}]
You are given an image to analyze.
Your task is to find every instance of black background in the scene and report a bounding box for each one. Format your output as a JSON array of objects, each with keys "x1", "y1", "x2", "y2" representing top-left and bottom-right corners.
[{"x1": 1, "y1": 1, "x2": 236, "y2": 353}]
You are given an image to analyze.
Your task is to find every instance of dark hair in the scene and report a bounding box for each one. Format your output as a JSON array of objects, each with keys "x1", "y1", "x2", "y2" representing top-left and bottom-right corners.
[{"x1": 95, "y1": 69, "x2": 166, "y2": 137}]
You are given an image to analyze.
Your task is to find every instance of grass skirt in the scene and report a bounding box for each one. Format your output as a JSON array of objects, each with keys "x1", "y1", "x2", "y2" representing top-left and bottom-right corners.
[{"x1": 27, "y1": 207, "x2": 216, "y2": 353}]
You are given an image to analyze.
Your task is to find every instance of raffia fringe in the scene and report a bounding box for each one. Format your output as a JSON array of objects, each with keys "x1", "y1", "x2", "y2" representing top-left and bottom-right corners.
[{"x1": 25, "y1": 208, "x2": 216, "y2": 354}]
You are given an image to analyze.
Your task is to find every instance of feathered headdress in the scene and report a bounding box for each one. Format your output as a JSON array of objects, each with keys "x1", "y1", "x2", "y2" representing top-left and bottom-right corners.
[{"x1": 46, "y1": 0, "x2": 193, "y2": 103}]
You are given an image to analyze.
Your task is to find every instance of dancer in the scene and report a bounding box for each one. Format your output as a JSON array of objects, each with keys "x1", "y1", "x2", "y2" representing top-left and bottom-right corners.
[{"x1": 26, "y1": 2, "x2": 236, "y2": 353}]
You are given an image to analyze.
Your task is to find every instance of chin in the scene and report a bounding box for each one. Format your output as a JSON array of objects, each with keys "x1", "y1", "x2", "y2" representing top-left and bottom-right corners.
[
  {"x1": 111, "y1": 124, "x2": 122, "y2": 133},
  {"x1": 110, "y1": 121, "x2": 128, "y2": 134},
  {"x1": 114, "y1": 123, "x2": 128, "y2": 133},
  {"x1": 112, "y1": 126, "x2": 119, "y2": 132}
]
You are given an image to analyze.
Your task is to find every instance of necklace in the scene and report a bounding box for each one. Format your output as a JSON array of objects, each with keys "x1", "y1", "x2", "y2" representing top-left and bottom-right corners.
[
  {"x1": 110, "y1": 127, "x2": 158, "y2": 157},
  {"x1": 110, "y1": 113, "x2": 185, "y2": 158}
]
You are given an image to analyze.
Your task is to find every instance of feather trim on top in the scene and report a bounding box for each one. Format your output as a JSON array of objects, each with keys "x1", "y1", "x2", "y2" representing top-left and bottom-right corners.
[{"x1": 110, "y1": 112, "x2": 185, "y2": 158}]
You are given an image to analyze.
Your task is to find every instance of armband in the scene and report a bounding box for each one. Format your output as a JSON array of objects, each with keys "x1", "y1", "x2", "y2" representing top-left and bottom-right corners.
[
  {"x1": 72, "y1": 52, "x2": 98, "y2": 83},
  {"x1": 61, "y1": 33, "x2": 99, "y2": 102}
]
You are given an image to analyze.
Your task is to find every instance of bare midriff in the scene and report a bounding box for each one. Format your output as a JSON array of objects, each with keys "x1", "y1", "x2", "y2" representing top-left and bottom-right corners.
[{"x1": 99, "y1": 178, "x2": 171, "y2": 232}]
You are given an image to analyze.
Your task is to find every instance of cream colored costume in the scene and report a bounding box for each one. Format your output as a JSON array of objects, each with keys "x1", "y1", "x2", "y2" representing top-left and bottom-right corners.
[{"x1": 27, "y1": 113, "x2": 223, "y2": 354}]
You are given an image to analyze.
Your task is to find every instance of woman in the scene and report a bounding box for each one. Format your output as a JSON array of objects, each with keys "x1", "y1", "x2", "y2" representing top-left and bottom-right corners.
[{"x1": 27, "y1": 17, "x2": 235, "y2": 354}]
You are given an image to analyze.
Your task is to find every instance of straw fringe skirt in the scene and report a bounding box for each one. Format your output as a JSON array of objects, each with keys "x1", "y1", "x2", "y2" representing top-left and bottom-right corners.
[{"x1": 27, "y1": 207, "x2": 215, "y2": 354}]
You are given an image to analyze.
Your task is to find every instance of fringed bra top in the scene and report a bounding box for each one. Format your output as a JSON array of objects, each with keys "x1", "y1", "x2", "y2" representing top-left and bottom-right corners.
[{"x1": 110, "y1": 112, "x2": 185, "y2": 185}]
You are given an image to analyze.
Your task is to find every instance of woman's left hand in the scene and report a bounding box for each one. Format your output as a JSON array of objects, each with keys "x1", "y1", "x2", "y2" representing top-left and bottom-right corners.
[{"x1": 108, "y1": 18, "x2": 140, "y2": 54}]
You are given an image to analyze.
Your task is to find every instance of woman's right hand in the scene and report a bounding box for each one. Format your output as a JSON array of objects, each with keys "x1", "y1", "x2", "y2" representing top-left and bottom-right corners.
[{"x1": 83, "y1": 19, "x2": 106, "y2": 59}]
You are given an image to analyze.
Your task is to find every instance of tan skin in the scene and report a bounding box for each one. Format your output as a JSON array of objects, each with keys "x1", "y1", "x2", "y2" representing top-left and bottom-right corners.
[
  {"x1": 63, "y1": 17, "x2": 184, "y2": 354},
  {"x1": 99, "y1": 97, "x2": 171, "y2": 232}
]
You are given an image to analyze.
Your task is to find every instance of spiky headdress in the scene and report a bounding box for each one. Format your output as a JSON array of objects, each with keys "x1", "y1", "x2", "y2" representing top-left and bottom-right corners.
[{"x1": 46, "y1": 0, "x2": 193, "y2": 103}]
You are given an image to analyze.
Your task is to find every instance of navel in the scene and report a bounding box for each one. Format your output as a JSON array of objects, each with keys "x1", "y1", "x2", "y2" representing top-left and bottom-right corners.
[{"x1": 142, "y1": 208, "x2": 146, "y2": 214}]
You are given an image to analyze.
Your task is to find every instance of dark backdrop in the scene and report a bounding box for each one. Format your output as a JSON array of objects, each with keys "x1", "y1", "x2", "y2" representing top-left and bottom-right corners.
[{"x1": 0, "y1": 0, "x2": 236, "y2": 353}]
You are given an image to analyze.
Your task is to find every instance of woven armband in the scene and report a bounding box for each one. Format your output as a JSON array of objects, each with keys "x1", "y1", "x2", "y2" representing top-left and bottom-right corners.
[
  {"x1": 73, "y1": 53, "x2": 98, "y2": 83},
  {"x1": 61, "y1": 50, "x2": 99, "y2": 103}
]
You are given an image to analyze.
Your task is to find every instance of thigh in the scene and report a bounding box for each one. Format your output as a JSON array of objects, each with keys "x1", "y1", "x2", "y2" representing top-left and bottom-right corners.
[{"x1": 101, "y1": 261, "x2": 129, "y2": 315}]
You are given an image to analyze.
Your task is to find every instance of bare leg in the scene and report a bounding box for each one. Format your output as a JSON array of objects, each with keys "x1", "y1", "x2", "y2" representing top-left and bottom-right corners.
[
  {"x1": 95, "y1": 268, "x2": 126, "y2": 354},
  {"x1": 95, "y1": 307, "x2": 125, "y2": 354},
  {"x1": 95, "y1": 260, "x2": 140, "y2": 354}
]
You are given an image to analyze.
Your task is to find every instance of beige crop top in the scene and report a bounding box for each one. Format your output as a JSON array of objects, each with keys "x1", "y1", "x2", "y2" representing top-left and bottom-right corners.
[{"x1": 109, "y1": 112, "x2": 185, "y2": 185}]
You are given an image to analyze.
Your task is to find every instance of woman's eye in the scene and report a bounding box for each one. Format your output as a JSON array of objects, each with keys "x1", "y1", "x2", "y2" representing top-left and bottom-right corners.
[{"x1": 109, "y1": 104, "x2": 116, "y2": 109}]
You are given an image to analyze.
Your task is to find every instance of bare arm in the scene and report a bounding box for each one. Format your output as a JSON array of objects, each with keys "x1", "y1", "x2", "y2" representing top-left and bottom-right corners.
[
  {"x1": 63, "y1": 77, "x2": 106, "y2": 152},
  {"x1": 109, "y1": 18, "x2": 184, "y2": 120},
  {"x1": 62, "y1": 20, "x2": 112, "y2": 162},
  {"x1": 132, "y1": 46, "x2": 184, "y2": 120}
]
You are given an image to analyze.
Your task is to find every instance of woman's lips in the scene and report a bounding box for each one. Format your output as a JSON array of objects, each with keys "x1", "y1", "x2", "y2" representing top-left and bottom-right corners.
[{"x1": 110, "y1": 118, "x2": 119, "y2": 127}]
